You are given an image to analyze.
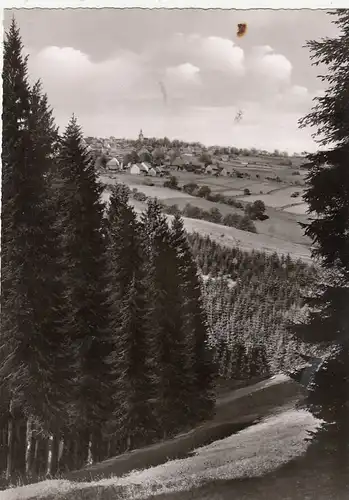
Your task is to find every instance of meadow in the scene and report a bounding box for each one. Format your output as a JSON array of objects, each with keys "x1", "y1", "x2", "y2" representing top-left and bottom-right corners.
[{"x1": 100, "y1": 161, "x2": 311, "y2": 252}]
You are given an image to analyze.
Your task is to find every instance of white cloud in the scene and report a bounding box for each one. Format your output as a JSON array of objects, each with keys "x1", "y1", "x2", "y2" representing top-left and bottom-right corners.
[
  {"x1": 165, "y1": 62, "x2": 201, "y2": 85},
  {"x1": 249, "y1": 47, "x2": 293, "y2": 82},
  {"x1": 200, "y1": 36, "x2": 245, "y2": 75},
  {"x1": 24, "y1": 35, "x2": 316, "y2": 152}
]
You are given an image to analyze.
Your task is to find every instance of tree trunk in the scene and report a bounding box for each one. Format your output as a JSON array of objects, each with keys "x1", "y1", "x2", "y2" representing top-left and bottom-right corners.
[
  {"x1": 58, "y1": 438, "x2": 75, "y2": 472},
  {"x1": 25, "y1": 419, "x2": 36, "y2": 478},
  {"x1": 6, "y1": 408, "x2": 26, "y2": 483},
  {"x1": 0, "y1": 425, "x2": 8, "y2": 475},
  {"x1": 6, "y1": 416, "x2": 13, "y2": 481},
  {"x1": 74, "y1": 430, "x2": 89, "y2": 470},
  {"x1": 90, "y1": 430, "x2": 106, "y2": 464},
  {"x1": 49, "y1": 433, "x2": 60, "y2": 477},
  {"x1": 13, "y1": 416, "x2": 27, "y2": 477},
  {"x1": 34, "y1": 437, "x2": 49, "y2": 479}
]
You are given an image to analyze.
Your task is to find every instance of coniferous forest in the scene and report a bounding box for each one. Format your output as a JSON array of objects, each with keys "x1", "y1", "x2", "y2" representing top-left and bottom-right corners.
[{"x1": 1, "y1": 20, "x2": 216, "y2": 483}]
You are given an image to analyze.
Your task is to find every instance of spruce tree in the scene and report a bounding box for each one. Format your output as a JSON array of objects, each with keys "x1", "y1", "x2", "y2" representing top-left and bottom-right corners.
[
  {"x1": 171, "y1": 213, "x2": 216, "y2": 425},
  {"x1": 141, "y1": 201, "x2": 191, "y2": 438},
  {"x1": 56, "y1": 116, "x2": 112, "y2": 468},
  {"x1": 288, "y1": 10, "x2": 349, "y2": 490},
  {"x1": 106, "y1": 189, "x2": 158, "y2": 452},
  {"x1": 1, "y1": 20, "x2": 71, "y2": 479}
]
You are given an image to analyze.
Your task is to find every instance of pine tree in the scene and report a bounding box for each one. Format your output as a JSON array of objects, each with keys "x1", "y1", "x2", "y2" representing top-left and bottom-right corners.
[
  {"x1": 1, "y1": 20, "x2": 72, "y2": 480},
  {"x1": 288, "y1": 10, "x2": 349, "y2": 490},
  {"x1": 56, "y1": 116, "x2": 112, "y2": 469},
  {"x1": 289, "y1": 9, "x2": 349, "y2": 370},
  {"x1": 106, "y1": 190, "x2": 158, "y2": 452},
  {"x1": 171, "y1": 213, "x2": 216, "y2": 425},
  {"x1": 141, "y1": 201, "x2": 191, "y2": 438}
]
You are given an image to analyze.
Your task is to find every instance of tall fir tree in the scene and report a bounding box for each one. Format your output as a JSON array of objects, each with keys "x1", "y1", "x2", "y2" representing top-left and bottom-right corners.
[
  {"x1": 106, "y1": 187, "x2": 159, "y2": 453},
  {"x1": 56, "y1": 116, "x2": 112, "y2": 469},
  {"x1": 140, "y1": 201, "x2": 192, "y2": 438},
  {"x1": 171, "y1": 213, "x2": 216, "y2": 425},
  {"x1": 288, "y1": 10, "x2": 349, "y2": 491},
  {"x1": 1, "y1": 20, "x2": 72, "y2": 479}
]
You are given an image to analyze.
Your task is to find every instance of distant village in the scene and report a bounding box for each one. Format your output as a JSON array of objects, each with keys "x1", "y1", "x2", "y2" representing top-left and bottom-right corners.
[{"x1": 83, "y1": 129, "x2": 308, "y2": 178}]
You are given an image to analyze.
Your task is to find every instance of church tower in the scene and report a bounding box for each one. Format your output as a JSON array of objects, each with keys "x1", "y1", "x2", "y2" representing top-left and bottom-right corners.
[{"x1": 138, "y1": 129, "x2": 144, "y2": 143}]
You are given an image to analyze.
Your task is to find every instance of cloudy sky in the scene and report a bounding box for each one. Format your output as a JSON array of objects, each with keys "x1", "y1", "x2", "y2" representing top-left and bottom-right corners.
[{"x1": 4, "y1": 9, "x2": 338, "y2": 153}]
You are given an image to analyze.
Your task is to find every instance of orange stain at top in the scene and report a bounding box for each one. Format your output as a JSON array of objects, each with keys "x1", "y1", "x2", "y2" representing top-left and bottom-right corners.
[{"x1": 237, "y1": 23, "x2": 247, "y2": 38}]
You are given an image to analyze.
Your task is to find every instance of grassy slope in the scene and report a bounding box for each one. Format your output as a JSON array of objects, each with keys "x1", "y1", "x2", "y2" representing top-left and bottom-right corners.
[
  {"x1": 100, "y1": 180, "x2": 312, "y2": 264},
  {"x1": 3, "y1": 376, "x2": 306, "y2": 500}
]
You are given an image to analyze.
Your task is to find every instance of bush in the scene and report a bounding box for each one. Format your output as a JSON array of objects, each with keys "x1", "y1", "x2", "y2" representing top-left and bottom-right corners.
[
  {"x1": 207, "y1": 207, "x2": 223, "y2": 223},
  {"x1": 183, "y1": 203, "x2": 203, "y2": 219},
  {"x1": 143, "y1": 179, "x2": 154, "y2": 186},
  {"x1": 225, "y1": 197, "x2": 243, "y2": 209},
  {"x1": 179, "y1": 203, "x2": 257, "y2": 233},
  {"x1": 164, "y1": 204, "x2": 181, "y2": 215},
  {"x1": 197, "y1": 185, "x2": 211, "y2": 199},
  {"x1": 163, "y1": 175, "x2": 179, "y2": 190},
  {"x1": 238, "y1": 215, "x2": 257, "y2": 233},
  {"x1": 133, "y1": 191, "x2": 148, "y2": 202},
  {"x1": 243, "y1": 188, "x2": 251, "y2": 196},
  {"x1": 245, "y1": 200, "x2": 267, "y2": 221},
  {"x1": 223, "y1": 213, "x2": 242, "y2": 227},
  {"x1": 182, "y1": 182, "x2": 199, "y2": 195}
]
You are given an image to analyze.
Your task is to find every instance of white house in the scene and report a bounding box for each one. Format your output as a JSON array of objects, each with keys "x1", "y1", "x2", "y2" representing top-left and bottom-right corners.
[
  {"x1": 106, "y1": 157, "x2": 120, "y2": 170},
  {"x1": 140, "y1": 162, "x2": 149, "y2": 174},
  {"x1": 130, "y1": 164, "x2": 141, "y2": 175},
  {"x1": 148, "y1": 167, "x2": 157, "y2": 176},
  {"x1": 205, "y1": 165, "x2": 214, "y2": 174}
]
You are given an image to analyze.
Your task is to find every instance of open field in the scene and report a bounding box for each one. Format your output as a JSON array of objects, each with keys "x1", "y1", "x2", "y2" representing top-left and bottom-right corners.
[
  {"x1": 282, "y1": 203, "x2": 309, "y2": 215},
  {"x1": 237, "y1": 187, "x2": 306, "y2": 209},
  {"x1": 101, "y1": 182, "x2": 312, "y2": 262},
  {"x1": 168, "y1": 216, "x2": 312, "y2": 263},
  {"x1": 160, "y1": 196, "x2": 245, "y2": 216}
]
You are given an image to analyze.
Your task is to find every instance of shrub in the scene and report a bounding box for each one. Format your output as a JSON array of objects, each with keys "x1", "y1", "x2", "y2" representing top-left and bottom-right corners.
[
  {"x1": 245, "y1": 200, "x2": 267, "y2": 221},
  {"x1": 182, "y1": 182, "x2": 199, "y2": 195},
  {"x1": 197, "y1": 185, "x2": 211, "y2": 199},
  {"x1": 163, "y1": 175, "x2": 179, "y2": 190},
  {"x1": 164, "y1": 204, "x2": 181, "y2": 215},
  {"x1": 207, "y1": 207, "x2": 223, "y2": 223},
  {"x1": 243, "y1": 188, "x2": 251, "y2": 196},
  {"x1": 133, "y1": 191, "x2": 148, "y2": 202}
]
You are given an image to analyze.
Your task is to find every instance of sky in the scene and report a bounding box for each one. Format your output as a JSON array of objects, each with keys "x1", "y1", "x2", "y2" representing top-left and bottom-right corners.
[{"x1": 4, "y1": 9, "x2": 339, "y2": 153}]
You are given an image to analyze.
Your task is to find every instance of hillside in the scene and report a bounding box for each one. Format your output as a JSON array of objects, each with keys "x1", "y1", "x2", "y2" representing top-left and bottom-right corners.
[
  {"x1": 4, "y1": 375, "x2": 321, "y2": 500},
  {"x1": 101, "y1": 188, "x2": 312, "y2": 264}
]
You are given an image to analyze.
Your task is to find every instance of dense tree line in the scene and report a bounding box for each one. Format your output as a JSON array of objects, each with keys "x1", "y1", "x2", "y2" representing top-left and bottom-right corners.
[
  {"x1": 0, "y1": 20, "x2": 214, "y2": 486},
  {"x1": 186, "y1": 233, "x2": 319, "y2": 377}
]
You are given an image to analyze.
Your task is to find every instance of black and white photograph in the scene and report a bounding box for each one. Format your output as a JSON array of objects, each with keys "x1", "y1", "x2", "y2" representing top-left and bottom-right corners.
[{"x1": 1, "y1": 6, "x2": 349, "y2": 500}]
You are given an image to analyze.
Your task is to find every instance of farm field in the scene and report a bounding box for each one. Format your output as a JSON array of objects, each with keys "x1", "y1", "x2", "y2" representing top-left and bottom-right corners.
[
  {"x1": 237, "y1": 187, "x2": 306, "y2": 209},
  {"x1": 102, "y1": 188, "x2": 312, "y2": 263},
  {"x1": 254, "y1": 208, "x2": 309, "y2": 246},
  {"x1": 100, "y1": 174, "x2": 312, "y2": 256},
  {"x1": 282, "y1": 203, "x2": 309, "y2": 215},
  {"x1": 160, "y1": 196, "x2": 245, "y2": 216}
]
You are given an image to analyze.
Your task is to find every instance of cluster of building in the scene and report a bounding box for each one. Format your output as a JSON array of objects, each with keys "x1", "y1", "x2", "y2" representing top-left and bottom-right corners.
[{"x1": 85, "y1": 130, "x2": 302, "y2": 179}]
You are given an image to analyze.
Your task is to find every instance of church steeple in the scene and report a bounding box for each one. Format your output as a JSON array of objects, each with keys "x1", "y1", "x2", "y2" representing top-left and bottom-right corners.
[{"x1": 138, "y1": 129, "x2": 144, "y2": 143}]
